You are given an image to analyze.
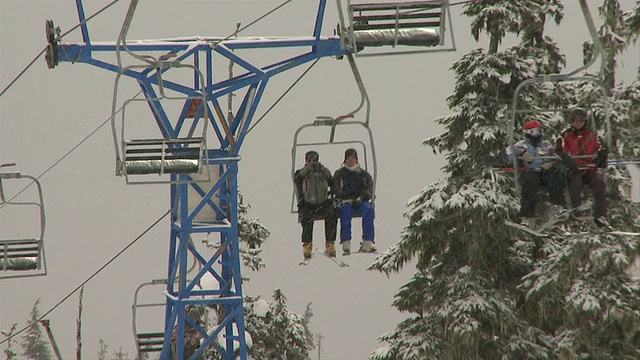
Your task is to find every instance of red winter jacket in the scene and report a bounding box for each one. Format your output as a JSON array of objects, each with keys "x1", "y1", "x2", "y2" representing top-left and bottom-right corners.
[{"x1": 563, "y1": 128, "x2": 600, "y2": 170}]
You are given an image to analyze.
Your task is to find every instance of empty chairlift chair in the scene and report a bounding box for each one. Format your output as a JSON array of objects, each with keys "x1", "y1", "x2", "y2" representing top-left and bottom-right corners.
[
  {"x1": 341, "y1": 0, "x2": 455, "y2": 56},
  {"x1": 0, "y1": 165, "x2": 47, "y2": 279},
  {"x1": 132, "y1": 279, "x2": 168, "y2": 356},
  {"x1": 108, "y1": 0, "x2": 211, "y2": 184},
  {"x1": 112, "y1": 78, "x2": 211, "y2": 185}
]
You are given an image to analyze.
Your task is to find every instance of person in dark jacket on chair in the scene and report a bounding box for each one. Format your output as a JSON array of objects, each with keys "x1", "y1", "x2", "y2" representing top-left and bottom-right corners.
[{"x1": 332, "y1": 148, "x2": 376, "y2": 254}]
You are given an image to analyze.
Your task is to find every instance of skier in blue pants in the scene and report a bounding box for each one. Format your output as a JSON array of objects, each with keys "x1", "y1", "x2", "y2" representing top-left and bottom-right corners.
[{"x1": 332, "y1": 148, "x2": 376, "y2": 254}]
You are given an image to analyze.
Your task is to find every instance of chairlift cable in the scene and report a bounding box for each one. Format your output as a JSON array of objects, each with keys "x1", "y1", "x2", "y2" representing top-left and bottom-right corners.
[
  {"x1": 1, "y1": 0, "x2": 289, "y2": 99},
  {"x1": 0, "y1": 209, "x2": 170, "y2": 346},
  {"x1": 247, "y1": 59, "x2": 320, "y2": 134},
  {"x1": 0, "y1": 0, "x2": 122, "y2": 99},
  {"x1": 0, "y1": 91, "x2": 143, "y2": 211},
  {"x1": 213, "y1": 0, "x2": 295, "y2": 46},
  {"x1": 0, "y1": 48, "x2": 47, "y2": 99}
]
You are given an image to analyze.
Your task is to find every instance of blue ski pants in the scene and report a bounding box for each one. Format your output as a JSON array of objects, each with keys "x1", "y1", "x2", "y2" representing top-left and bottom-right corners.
[{"x1": 338, "y1": 201, "x2": 375, "y2": 242}]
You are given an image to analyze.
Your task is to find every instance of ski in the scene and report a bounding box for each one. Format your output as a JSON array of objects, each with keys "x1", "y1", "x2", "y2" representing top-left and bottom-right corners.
[
  {"x1": 608, "y1": 231, "x2": 640, "y2": 236},
  {"x1": 566, "y1": 230, "x2": 640, "y2": 237},
  {"x1": 536, "y1": 210, "x2": 573, "y2": 232},
  {"x1": 504, "y1": 220, "x2": 547, "y2": 237},
  {"x1": 319, "y1": 251, "x2": 350, "y2": 267},
  {"x1": 347, "y1": 250, "x2": 381, "y2": 255},
  {"x1": 299, "y1": 255, "x2": 314, "y2": 266},
  {"x1": 505, "y1": 207, "x2": 578, "y2": 237}
]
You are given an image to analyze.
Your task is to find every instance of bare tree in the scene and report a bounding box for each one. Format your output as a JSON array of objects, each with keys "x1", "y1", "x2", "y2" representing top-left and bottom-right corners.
[{"x1": 76, "y1": 286, "x2": 84, "y2": 360}]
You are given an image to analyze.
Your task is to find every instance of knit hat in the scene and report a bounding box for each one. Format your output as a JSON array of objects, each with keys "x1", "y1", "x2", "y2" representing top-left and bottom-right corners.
[
  {"x1": 344, "y1": 148, "x2": 358, "y2": 162},
  {"x1": 305, "y1": 150, "x2": 319, "y2": 161}
]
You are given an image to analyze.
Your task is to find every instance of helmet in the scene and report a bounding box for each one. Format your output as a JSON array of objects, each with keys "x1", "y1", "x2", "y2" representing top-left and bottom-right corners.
[
  {"x1": 523, "y1": 120, "x2": 543, "y2": 137},
  {"x1": 569, "y1": 107, "x2": 588, "y2": 120}
]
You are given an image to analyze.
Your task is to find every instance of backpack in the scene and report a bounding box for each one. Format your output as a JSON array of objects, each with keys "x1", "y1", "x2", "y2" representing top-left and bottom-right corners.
[{"x1": 302, "y1": 169, "x2": 329, "y2": 205}]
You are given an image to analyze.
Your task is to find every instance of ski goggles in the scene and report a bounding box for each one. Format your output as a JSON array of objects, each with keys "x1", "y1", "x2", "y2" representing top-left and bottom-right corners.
[{"x1": 524, "y1": 127, "x2": 543, "y2": 136}]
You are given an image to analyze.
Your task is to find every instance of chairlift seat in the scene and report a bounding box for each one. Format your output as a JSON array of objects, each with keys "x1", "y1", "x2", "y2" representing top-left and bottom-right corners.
[
  {"x1": 349, "y1": 1, "x2": 446, "y2": 48},
  {"x1": 0, "y1": 239, "x2": 43, "y2": 272},
  {"x1": 123, "y1": 138, "x2": 204, "y2": 175},
  {"x1": 136, "y1": 332, "x2": 165, "y2": 353}
]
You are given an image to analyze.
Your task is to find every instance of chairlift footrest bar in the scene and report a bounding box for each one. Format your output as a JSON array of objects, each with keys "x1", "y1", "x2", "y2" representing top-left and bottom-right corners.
[
  {"x1": 123, "y1": 137, "x2": 204, "y2": 175},
  {"x1": 349, "y1": 1, "x2": 446, "y2": 48},
  {"x1": 0, "y1": 239, "x2": 44, "y2": 272}
]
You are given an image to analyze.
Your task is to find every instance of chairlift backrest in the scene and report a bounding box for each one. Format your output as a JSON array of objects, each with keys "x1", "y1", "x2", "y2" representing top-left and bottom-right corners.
[
  {"x1": 0, "y1": 169, "x2": 47, "y2": 279},
  {"x1": 339, "y1": 0, "x2": 456, "y2": 56}
]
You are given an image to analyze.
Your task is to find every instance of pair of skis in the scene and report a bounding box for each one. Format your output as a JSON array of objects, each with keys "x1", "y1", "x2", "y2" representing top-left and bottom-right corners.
[
  {"x1": 299, "y1": 251, "x2": 349, "y2": 267},
  {"x1": 505, "y1": 212, "x2": 640, "y2": 237},
  {"x1": 505, "y1": 209, "x2": 573, "y2": 237},
  {"x1": 299, "y1": 250, "x2": 380, "y2": 267}
]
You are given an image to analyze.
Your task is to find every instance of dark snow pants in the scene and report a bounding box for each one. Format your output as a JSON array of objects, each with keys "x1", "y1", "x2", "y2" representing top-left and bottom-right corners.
[
  {"x1": 299, "y1": 200, "x2": 337, "y2": 243},
  {"x1": 569, "y1": 170, "x2": 607, "y2": 218},
  {"x1": 518, "y1": 168, "x2": 566, "y2": 218}
]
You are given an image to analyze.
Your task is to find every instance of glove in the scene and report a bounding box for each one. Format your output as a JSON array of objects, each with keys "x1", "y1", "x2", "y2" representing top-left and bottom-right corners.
[
  {"x1": 541, "y1": 162, "x2": 554, "y2": 170},
  {"x1": 558, "y1": 151, "x2": 578, "y2": 174},
  {"x1": 554, "y1": 138, "x2": 564, "y2": 154},
  {"x1": 595, "y1": 147, "x2": 608, "y2": 168},
  {"x1": 521, "y1": 150, "x2": 534, "y2": 163},
  {"x1": 352, "y1": 197, "x2": 361, "y2": 209}
]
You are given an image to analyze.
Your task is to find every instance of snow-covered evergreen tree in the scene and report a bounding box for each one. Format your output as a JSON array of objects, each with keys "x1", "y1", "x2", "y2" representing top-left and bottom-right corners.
[
  {"x1": 202, "y1": 192, "x2": 269, "y2": 272},
  {"x1": 21, "y1": 299, "x2": 52, "y2": 360},
  {"x1": 237, "y1": 193, "x2": 269, "y2": 271},
  {"x1": 242, "y1": 290, "x2": 314, "y2": 360},
  {"x1": 370, "y1": 1, "x2": 640, "y2": 359}
]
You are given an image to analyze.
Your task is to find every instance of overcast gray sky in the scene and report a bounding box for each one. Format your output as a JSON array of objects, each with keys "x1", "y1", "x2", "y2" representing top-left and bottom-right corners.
[{"x1": 1, "y1": 1, "x2": 638, "y2": 359}]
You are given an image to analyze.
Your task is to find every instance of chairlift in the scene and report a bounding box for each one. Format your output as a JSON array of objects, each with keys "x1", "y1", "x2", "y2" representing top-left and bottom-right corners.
[
  {"x1": 132, "y1": 251, "x2": 200, "y2": 357},
  {"x1": 110, "y1": 0, "x2": 212, "y2": 185},
  {"x1": 0, "y1": 164, "x2": 47, "y2": 279},
  {"x1": 132, "y1": 279, "x2": 169, "y2": 356},
  {"x1": 337, "y1": 0, "x2": 456, "y2": 57},
  {"x1": 507, "y1": 0, "x2": 609, "y2": 194},
  {"x1": 290, "y1": 53, "x2": 376, "y2": 215},
  {"x1": 291, "y1": 115, "x2": 377, "y2": 214}
]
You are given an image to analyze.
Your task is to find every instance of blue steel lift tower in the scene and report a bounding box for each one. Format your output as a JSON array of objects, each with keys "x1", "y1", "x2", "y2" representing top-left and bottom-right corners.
[{"x1": 46, "y1": 1, "x2": 452, "y2": 358}]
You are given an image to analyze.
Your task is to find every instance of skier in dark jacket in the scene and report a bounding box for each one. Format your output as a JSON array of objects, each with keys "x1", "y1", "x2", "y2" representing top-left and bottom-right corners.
[
  {"x1": 501, "y1": 120, "x2": 565, "y2": 227},
  {"x1": 332, "y1": 148, "x2": 375, "y2": 254},
  {"x1": 558, "y1": 107, "x2": 609, "y2": 229}
]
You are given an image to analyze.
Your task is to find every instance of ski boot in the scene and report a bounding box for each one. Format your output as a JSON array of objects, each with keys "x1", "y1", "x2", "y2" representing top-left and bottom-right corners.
[
  {"x1": 359, "y1": 240, "x2": 377, "y2": 253},
  {"x1": 303, "y1": 242, "x2": 313, "y2": 260},
  {"x1": 341, "y1": 240, "x2": 351, "y2": 255},
  {"x1": 325, "y1": 241, "x2": 336, "y2": 257}
]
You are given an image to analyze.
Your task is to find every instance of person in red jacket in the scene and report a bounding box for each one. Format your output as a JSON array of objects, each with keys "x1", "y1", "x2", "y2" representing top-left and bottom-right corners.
[{"x1": 558, "y1": 107, "x2": 610, "y2": 229}]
